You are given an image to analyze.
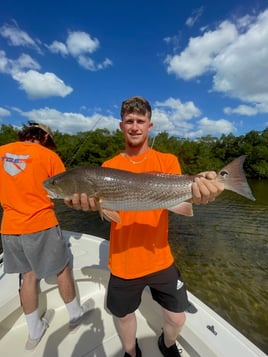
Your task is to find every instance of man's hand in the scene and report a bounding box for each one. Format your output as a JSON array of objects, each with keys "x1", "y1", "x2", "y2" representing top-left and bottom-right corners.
[
  {"x1": 191, "y1": 171, "x2": 224, "y2": 205},
  {"x1": 64, "y1": 193, "x2": 97, "y2": 211}
]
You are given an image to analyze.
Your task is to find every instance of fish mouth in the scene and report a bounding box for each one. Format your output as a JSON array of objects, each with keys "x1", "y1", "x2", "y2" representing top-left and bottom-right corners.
[{"x1": 43, "y1": 188, "x2": 59, "y2": 199}]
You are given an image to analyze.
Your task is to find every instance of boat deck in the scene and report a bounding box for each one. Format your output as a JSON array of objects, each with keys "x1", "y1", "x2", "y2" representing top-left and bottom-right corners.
[
  {"x1": 0, "y1": 268, "x2": 189, "y2": 356},
  {"x1": 0, "y1": 231, "x2": 266, "y2": 357}
]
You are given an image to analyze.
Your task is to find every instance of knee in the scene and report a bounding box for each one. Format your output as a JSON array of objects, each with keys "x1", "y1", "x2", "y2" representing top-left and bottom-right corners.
[
  {"x1": 118, "y1": 312, "x2": 135, "y2": 323},
  {"x1": 23, "y1": 271, "x2": 38, "y2": 283},
  {"x1": 164, "y1": 311, "x2": 186, "y2": 329}
]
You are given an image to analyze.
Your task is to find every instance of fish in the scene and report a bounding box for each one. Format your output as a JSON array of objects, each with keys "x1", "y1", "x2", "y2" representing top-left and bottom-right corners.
[{"x1": 43, "y1": 155, "x2": 255, "y2": 223}]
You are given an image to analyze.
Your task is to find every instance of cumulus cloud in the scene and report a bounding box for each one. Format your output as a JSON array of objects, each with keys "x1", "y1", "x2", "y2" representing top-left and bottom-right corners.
[
  {"x1": 12, "y1": 70, "x2": 73, "y2": 99},
  {"x1": 224, "y1": 105, "x2": 258, "y2": 116},
  {"x1": 9, "y1": 95, "x2": 236, "y2": 138},
  {"x1": 0, "y1": 51, "x2": 72, "y2": 99},
  {"x1": 151, "y1": 97, "x2": 234, "y2": 138},
  {"x1": 66, "y1": 31, "x2": 99, "y2": 56},
  {"x1": 14, "y1": 107, "x2": 119, "y2": 134},
  {"x1": 47, "y1": 30, "x2": 113, "y2": 71},
  {"x1": 153, "y1": 97, "x2": 201, "y2": 136},
  {"x1": 165, "y1": 21, "x2": 237, "y2": 79},
  {"x1": 165, "y1": 9, "x2": 268, "y2": 112},
  {"x1": 194, "y1": 117, "x2": 235, "y2": 137},
  {"x1": 0, "y1": 22, "x2": 42, "y2": 53},
  {"x1": 0, "y1": 51, "x2": 40, "y2": 74},
  {"x1": 0, "y1": 23, "x2": 111, "y2": 99},
  {"x1": 48, "y1": 41, "x2": 68, "y2": 56}
]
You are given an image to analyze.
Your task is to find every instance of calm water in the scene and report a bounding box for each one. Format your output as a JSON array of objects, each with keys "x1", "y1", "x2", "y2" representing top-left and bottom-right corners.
[{"x1": 1, "y1": 180, "x2": 267, "y2": 353}]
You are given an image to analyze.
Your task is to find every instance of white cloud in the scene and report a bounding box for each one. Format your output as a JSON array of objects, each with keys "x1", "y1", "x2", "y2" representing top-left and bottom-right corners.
[
  {"x1": 153, "y1": 97, "x2": 201, "y2": 136},
  {"x1": 0, "y1": 51, "x2": 40, "y2": 74},
  {"x1": 0, "y1": 22, "x2": 41, "y2": 53},
  {"x1": 12, "y1": 70, "x2": 73, "y2": 99},
  {"x1": 0, "y1": 107, "x2": 11, "y2": 117},
  {"x1": 47, "y1": 30, "x2": 112, "y2": 71},
  {"x1": 152, "y1": 97, "x2": 234, "y2": 138},
  {"x1": 213, "y1": 10, "x2": 268, "y2": 104},
  {"x1": 0, "y1": 51, "x2": 72, "y2": 99},
  {"x1": 197, "y1": 117, "x2": 235, "y2": 136},
  {"x1": 224, "y1": 105, "x2": 258, "y2": 116},
  {"x1": 66, "y1": 31, "x2": 99, "y2": 56},
  {"x1": 14, "y1": 107, "x2": 120, "y2": 134},
  {"x1": 0, "y1": 50, "x2": 9, "y2": 72},
  {"x1": 186, "y1": 7, "x2": 204, "y2": 27},
  {"x1": 10, "y1": 96, "x2": 236, "y2": 138},
  {"x1": 165, "y1": 21, "x2": 237, "y2": 79},
  {"x1": 47, "y1": 41, "x2": 68, "y2": 56},
  {"x1": 165, "y1": 9, "x2": 268, "y2": 109}
]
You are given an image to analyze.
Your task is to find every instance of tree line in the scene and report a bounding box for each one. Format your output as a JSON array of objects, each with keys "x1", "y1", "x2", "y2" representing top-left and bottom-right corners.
[{"x1": 0, "y1": 124, "x2": 267, "y2": 179}]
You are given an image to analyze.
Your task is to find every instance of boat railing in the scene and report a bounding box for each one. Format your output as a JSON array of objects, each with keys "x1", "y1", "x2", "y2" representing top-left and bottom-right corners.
[{"x1": 0, "y1": 252, "x2": 3, "y2": 265}]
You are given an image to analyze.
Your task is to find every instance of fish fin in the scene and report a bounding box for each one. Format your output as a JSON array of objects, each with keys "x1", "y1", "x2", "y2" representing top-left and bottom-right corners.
[
  {"x1": 102, "y1": 209, "x2": 121, "y2": 223},
  {"x1": 94, "y1": 200, "x2": 121, "y2": 223},
  {"x1": 169, "y1": 202, "x2": 193, "y2": 216},
  {"x1": 217, "y1": 156, "x2": 256, "y2": 201}
]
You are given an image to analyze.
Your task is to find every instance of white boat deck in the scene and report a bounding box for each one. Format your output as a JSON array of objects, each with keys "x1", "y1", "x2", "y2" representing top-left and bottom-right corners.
[{"x1": 0, "y1": 231, "x2": 266, "y2": 357}]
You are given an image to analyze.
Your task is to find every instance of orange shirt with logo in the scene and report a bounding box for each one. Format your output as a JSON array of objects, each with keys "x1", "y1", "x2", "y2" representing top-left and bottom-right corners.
[
  {"x1": 102, "y1": 148, "x2": 182, "y2": 279},
  {"x1": 0, "y1": 141, "x2": 65, "y2": 234}
]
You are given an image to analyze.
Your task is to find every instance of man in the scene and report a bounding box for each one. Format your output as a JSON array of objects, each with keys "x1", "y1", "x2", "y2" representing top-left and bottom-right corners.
[
  {"x1": 67, "y1": 96, "x2": 224, "y2": 357},
  {"x1": 0, "y1": 123, "x2": 91, "y2": 352}
]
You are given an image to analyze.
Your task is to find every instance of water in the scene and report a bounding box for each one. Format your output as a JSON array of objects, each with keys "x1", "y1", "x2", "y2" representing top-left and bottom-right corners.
[
  {"x1": 1, "y1": 180, "x2": 267, "y2": 353},
  {"x1": 168, "y1": 180, "x2": 268, "y2": 354}
]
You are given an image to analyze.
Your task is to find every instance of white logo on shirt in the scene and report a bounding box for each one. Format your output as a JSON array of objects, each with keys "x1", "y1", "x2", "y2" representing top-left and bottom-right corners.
[{"x1": 2, "y1": 153, "x2": 29, "y2": 176}]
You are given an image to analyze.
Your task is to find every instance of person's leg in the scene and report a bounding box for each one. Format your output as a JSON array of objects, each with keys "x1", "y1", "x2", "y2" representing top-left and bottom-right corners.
[
  {"x1": 149, "y1": 264, "x2": 188, "y2": 356},
  {"x1": 56, "y1": 263, "x2": 76, "y2": 303},
  {"x1": 117, "y1": 312, "x2": 137, "y2": 356},
  {"x1": 20, "y1": 271, "x2": 39, "y2": 314},
  {"x1": 107, "y1": 274, "x2": 144, "y2": 356},
  {"x1": 57, "y1": 263, "x2": 94, "y2": 328},
  {"x1": 20, "y1": 271, "x2": 46, "y2": 340},
  {"x1": 56, "y1": 263, "x2": 84, "y2": 321},
  {"x1": 161, "y1": 309, "x2": 185, "y2": 347}
]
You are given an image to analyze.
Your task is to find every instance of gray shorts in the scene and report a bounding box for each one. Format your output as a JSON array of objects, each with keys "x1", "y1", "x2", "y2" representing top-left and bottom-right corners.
[{"x1": 2, "y1": 226, "x2": 70, "y2": 279}]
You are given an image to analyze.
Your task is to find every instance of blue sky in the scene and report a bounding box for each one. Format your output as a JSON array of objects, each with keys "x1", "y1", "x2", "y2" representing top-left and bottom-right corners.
[{"x1": 1, "y1": 0, "x2": 268, "y2": 138}]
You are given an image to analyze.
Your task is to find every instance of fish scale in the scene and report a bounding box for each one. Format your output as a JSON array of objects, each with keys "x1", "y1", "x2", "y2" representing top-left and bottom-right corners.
[
  {"x1": 58, "y1": 167, "x2": 194, "y2": 211},
  {"x1": 43, "y1": 156, "x2": 255, "y2": 222}
]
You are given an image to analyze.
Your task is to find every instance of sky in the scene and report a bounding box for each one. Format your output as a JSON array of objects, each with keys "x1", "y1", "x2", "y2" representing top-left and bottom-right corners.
[{"x1": 0, "y1": 0, "x2": 268, "y2": 139}]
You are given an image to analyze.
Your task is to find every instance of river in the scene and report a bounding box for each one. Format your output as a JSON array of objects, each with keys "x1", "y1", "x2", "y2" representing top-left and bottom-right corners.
[{"x1": 0, "y1": 180, "x2": 267, "y2": 353}]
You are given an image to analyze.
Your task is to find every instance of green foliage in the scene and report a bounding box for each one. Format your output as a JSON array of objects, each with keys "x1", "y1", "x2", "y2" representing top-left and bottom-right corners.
[
  {"x1": 0, "y1": 124, "x2": 19, "y2": 145},
  {"x1": 0, "y1": 124, "x2": 267, "y2": 179}
]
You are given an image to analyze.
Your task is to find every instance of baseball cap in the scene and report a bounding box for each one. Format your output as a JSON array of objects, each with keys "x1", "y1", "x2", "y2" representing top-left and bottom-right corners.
[{"x1": 29, "y1": 122, "x2": 54, "y2": 138}]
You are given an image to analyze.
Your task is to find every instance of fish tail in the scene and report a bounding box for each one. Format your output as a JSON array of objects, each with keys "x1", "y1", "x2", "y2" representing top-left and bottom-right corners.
[{"x1": 217, "y1": 156, "x2": 255, "y2": 201}]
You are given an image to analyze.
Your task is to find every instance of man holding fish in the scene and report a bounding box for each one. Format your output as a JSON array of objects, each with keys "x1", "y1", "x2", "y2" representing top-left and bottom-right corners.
[{"x1": 65, "y1": 96, "x2": 224, "y2": 357}]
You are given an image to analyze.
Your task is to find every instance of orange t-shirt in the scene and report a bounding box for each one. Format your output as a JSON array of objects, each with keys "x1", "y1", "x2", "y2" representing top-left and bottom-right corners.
[
  {"x1": 102, "y1": 148, "x2": 182, "y2": 279},
  {"x1": 0, "y1": 141, "x2": 65, "y2": 234}
]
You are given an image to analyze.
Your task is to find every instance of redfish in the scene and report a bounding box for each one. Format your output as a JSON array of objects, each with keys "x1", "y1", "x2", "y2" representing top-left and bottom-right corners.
[{"x1": 43, "y1": 156, "x2": 255, "y2": 223}]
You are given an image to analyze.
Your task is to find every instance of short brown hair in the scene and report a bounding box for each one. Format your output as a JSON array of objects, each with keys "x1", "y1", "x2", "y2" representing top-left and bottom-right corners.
[{"x1": 120, "y1": 96, "x2": 152, "y2": 120}]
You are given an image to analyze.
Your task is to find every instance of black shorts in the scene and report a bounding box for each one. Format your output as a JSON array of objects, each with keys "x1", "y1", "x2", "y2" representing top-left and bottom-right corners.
[{"x1": 107, "y1": 263, "x2": 189, "y2": 317}]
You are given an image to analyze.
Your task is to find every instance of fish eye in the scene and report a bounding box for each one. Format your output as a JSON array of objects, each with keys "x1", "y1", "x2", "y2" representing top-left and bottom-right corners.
[{"x1": 220, "y1": 170, "x2": 229, "y2": 177}]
